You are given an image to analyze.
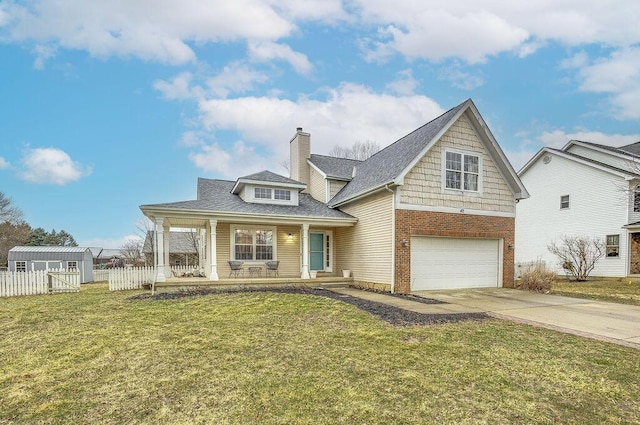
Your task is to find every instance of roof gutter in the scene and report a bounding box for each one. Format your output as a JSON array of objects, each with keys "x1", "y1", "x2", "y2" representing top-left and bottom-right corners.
[{"x1": 329, "y1": 181, "x2": 397, "y2": 208}]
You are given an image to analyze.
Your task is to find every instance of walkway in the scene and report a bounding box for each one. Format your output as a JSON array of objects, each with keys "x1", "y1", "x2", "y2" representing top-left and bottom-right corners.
[{"x1": 331, "y1": 287, "x2": 640, "y2": 349}]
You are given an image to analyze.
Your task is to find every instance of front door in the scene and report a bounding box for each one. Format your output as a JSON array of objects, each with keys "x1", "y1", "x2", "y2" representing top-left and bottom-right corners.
[{"x1": 310, "y1": 233, "x2": 324, "y2": 271}]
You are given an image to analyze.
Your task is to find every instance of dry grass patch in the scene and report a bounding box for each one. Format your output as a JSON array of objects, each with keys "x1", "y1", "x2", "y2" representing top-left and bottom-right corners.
[
  {"x1": 0, "y1": 284, "x2": 639, "y2": 424},
  {"x1": 552, "y1": 279, "x2": 640, "y2": 306}
]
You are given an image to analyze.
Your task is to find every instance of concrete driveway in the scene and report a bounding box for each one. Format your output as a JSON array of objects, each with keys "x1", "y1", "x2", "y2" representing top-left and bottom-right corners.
[{"x1": 414, "y1": 288, "x2": 640, "y2": 349}]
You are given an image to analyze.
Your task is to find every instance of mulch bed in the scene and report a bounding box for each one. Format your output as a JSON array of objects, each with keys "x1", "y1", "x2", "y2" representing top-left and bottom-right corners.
[{"x1": 130, "y1": 287, "x2": 489, "y2": 326}]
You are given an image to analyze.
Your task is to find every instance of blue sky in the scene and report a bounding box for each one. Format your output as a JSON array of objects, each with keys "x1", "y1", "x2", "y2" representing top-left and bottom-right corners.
[{"x1": 1, "y1": 1, "x2": 640, "y2": 248}]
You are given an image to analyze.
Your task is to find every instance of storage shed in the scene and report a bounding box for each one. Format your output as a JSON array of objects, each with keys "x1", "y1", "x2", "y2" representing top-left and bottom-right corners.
[{"x1": 8, "y1": 246, "x2": 94, "y2": 283}]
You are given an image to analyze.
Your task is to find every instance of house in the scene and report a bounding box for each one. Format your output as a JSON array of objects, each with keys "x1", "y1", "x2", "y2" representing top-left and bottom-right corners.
[
  {"x1": 516, "y1": 140, "x2": 640, "y2": 277},
  {"x1": 142, "y1": 231, "x2": 200, "y2": 267},
  {"x1": 7, "y1": 246, "x2": 94, "y2": 283},
  {"x1": 92, "y1": 248, "x2": 126, "y2": 268},
  {"x1": 140, "y1": 99, "x2": 528, "y2": 293}
]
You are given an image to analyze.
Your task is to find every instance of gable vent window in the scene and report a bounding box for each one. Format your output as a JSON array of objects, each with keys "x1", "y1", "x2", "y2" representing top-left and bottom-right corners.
[
  {"x1": 560, "y1": 195, "x2": 570, "y2": 209},
  {"x1": 606, "y1": 234, "x2": 620, "y2": 257},
  {"x1": 254, "y1": 187, "x2": 272, "y2": 199},
  {"x1": 445, "y1": 151, "x2": 480, "y2": 192}
]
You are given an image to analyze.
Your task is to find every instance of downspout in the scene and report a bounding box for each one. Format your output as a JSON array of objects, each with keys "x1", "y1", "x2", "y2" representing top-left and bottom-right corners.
[{"x1": 385, "y1": 184, "x2": 396, "y2": 294}]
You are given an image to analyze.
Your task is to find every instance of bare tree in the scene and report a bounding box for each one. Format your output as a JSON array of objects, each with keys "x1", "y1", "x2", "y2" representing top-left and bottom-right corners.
[
  {"x1": 328, "y1": 140, "x2": 380, "y2": 161},
  {"x1": 0, "y1": 193, "x2": 30, "y2": 267},
  {"x1": 120, "y1": 238, "x2": 144, "y2": 266},
  {"x1": 137, "y1": 218, "x2": 156, "y2": 266},
  {"x1": 0, "y1": 192, "x2": 23, "y2": 224},
  {"x1": 280, "y1": 159, "x2": 290, "y2": 174},
  {"x1": 547, "y1": 235, "x2": 606, "y2": 281}
]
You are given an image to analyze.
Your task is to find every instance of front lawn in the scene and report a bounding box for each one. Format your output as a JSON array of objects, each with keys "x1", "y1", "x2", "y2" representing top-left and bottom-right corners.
[
  {"x1": 552, "y1": 279, "x2": 640, "y2": 306},
  {"x1": 1, "y1": 284, "x2": 639, "y2": 424}
]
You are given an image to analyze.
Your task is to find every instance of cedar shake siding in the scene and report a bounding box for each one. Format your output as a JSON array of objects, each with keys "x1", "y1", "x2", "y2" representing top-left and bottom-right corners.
[
  {"x1": 400, "y1": 115, "x2": 515, "y2": 214},
  {"x1": 394, "y1": 209, "x2": 515, "y2": 293},
  {"x1": 309, "y1": 166, "x2": 327, "y2": 203}
]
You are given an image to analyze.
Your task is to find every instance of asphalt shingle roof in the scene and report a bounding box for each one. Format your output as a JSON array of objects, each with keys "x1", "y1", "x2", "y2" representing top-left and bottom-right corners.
[
  {"x1": 308, "y1": 154, "x2": 361, "y2": 180},
  {"x1": 569, "y1": 140, "x2": 640, "y2": 159},
  {"x1": 328, "y1": 100, "x2": 467, "y2": 206},
  {"x1": 237, "y1": 170, "x2": 305, "y2": 185},
  {"x1": 548, "y1": 148, "x2": 638, "y2": 176},
  {"x1": 144, "y1": 178, "x2": 355, "y2": 220}
]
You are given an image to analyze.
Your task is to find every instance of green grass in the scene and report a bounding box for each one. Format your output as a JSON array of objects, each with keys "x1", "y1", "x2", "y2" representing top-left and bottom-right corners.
[
  {"x1": 552, "y1": 279, "x2": 640, "y2": 306},
  {"x1": 1, "y1": 284, "x2": 640, "y2": 424}
]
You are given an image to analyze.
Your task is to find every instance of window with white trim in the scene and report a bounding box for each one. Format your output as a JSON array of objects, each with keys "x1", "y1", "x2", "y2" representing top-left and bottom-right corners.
[
  {"x1": 606, "y1": 234, "x2": 620, "y2": 257},
  {"x1": 445, "y1": 151, "x2": 480, "y2": 191},
  {"x1": 634, "y1": 192, "x2": 640, "y2": 212},
  {"x1": 274, "y1": 189, "x2": 291, "y2": 200},
  {"x1": 233, "y1": 228, "x2": 274, "y2": 261},
  {"x1": 16, "y1": 261, "x2": 26, "y2": 272},
  {"x1": 560, "y1": 195, "x2": 570, "y2": 209},
  {"x1": 254, "y1": 187, "x2": 272, "y2": 199},
  {"x1": 67, "y1": 261, "x2": 78, "y2": 270}
]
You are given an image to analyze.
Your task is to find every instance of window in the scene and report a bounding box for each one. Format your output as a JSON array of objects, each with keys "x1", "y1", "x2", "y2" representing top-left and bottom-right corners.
[
  {"x1": 16, "y1": 261, "x2": 26, "y2": 272},
  {"x1": 274, "y1": 189, "x2": 291, "y2": 200},
  {"x1": 233, "y1": 228, "x2": 274, "y2": 261},
  {"x1": 606, "y1": 235, "x2": 620, "y2": 257},
  {"x1": 445, "y1": 151, "x2": 479, "y2": 191},
  {"x1": 560, "y1": 195, "x2": 570, "y2": 209},
  {"x1": 67, "y1": 261, "x2": 78, "y2": 270},
  {"x1": 634, "y1": 192, "x2": 640, "y2": 212},
  {"x1": 254, "y1": 187, "x2": 272, "y2": 199}
]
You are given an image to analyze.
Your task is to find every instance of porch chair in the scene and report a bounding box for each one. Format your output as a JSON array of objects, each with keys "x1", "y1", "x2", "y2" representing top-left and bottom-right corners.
[
  {"x1": 228, "y1": 261, "x2": 244, "y2": 278},
  {"x1": 265, "y1": 260, "x2": 280, "y2": 277}
]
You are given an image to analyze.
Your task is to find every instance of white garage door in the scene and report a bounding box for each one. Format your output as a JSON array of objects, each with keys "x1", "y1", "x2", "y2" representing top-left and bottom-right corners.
[{"x1": 410, "y1": 237, "x2": 500, "y2": 291}]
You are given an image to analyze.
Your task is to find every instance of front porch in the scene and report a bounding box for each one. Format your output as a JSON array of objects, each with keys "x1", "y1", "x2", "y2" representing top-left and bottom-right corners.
[{"x1": 155, "y1": 275, "x2": 354, "y2": 292}]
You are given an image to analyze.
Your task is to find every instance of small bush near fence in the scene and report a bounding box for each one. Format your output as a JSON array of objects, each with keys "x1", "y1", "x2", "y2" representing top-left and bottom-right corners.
[{"x1": 516, "y1": 261, "x2": 557, "y2": 292}]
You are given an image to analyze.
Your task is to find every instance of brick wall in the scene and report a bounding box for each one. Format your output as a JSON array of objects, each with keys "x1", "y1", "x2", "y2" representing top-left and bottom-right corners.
[{"x1": 395, "y1": 209, "x2": 515, "y2": 293}]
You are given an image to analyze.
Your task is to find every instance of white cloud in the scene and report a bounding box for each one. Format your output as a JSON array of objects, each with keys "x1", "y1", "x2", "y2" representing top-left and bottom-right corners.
[
  {"x1": 0, "y1": 157, "x2": 9, "y2": 169},
  {"x1": 570, "y1": 47, "x2": 640, "y2": 119},
  {"x1": 248, "y1": 41, "x2": 313, "y2": 75},
  {"x1": 206, "y1": 62, "x2": 269, "y2": 98},
  {"x1": 0, "y1": 0, "x2": 297, "y2": 65},
  {"x1": 385, "y1": 69, "x2": 419, "y2": 95},
  {"x1": 19, "y1": 147, "x2": 92, "y2": 185},
  {"x1": 439, "y1": 64, "x2": 484, "y2": 90},
  {"x1": 186, "y1": 83, "x2": 444, "y2": 176},
  {"x1": 154, "y1": 72, "x2": 201, "y2": 100}
]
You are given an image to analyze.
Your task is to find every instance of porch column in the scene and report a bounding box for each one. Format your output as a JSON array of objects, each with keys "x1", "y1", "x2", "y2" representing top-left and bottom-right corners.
[
  {"x1": 163, "y1": 222, "x2": 171, "y2": 278},
  {"x1": 208, "y1": 219, "x2": 219, "y2": 281},
  {"x1": 301, "y1": 223, "x2": 310, "y2": 279},
  {"x1": 155, "y1": 217, "x2": 166, "y2": 282}
]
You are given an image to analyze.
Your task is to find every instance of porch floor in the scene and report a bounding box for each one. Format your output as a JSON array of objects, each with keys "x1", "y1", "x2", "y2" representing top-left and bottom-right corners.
[{"x1": 155, "y1": 276, "x2": 354, "y2": 291}]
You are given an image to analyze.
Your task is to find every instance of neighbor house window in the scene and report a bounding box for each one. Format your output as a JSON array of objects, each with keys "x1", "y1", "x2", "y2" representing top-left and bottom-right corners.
[
  {"x1": 233, "y1": 228, "x2": 274, "y2": 261},
  {"x1": 560, "y1": 195, "x2": 570, "y2": 209},
  {"x1": 16, "y1": 261, "x2": 26, "y2": 272},
  {"x1": 274, "y1": 189, "x2": 291, "y2": 200},
  {"x1": 67, "y1": 261, "x2": 78, "y2": 270},
  {"x1": 254, "y1": 187, "x2": 272, "y2": 199},
  {"x1": 634, "y1": 192, "x2": 640, "y2": 212},
  {"x1": 606, "y1": 235, "x2": 620, "y2": 257},
  {"x1": 445, "y1": 151, "x2": 479, "y2": 191}
]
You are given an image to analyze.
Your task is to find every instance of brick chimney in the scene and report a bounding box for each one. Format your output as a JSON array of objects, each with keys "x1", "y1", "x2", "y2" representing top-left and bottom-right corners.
[{"x1": 290, "y1": 127, "x2": 310, "y2": 190}]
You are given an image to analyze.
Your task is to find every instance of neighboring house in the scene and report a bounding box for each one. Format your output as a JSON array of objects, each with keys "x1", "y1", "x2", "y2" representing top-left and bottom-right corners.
[
  {"x1": 142, "y1": 231, "x2": 200, "y2": 267},
  {"x1": 7, "y1": 246, "x2": 94, "y2": 283},
  {"x1": 516, "y1": 140, "x2": 640, "y2": 277},
  {"x1": 92, "y1": 248, "x2": 127, "y2": 268},
  {"x1": 140, "y1": 99, "x2": 528, "y2": 293}
]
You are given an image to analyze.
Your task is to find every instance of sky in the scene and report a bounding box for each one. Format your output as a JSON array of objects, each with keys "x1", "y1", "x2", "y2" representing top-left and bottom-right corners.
[{"x1": 1, "y1": 1, "x2": 640, "y2": 248}]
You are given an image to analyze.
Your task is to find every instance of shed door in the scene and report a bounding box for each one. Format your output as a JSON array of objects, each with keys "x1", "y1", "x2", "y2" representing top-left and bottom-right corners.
[{"x1": 410, "y1": 237, "x2": 500, "y2": 290}]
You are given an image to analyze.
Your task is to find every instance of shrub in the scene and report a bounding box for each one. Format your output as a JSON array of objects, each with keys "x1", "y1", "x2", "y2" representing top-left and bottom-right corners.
[
  {"x1": 547, "y1": 235, "x2": 605, "y2": 281},
  {"x1": 517, "y1": 261, "x2": 556, "y2": 292}
]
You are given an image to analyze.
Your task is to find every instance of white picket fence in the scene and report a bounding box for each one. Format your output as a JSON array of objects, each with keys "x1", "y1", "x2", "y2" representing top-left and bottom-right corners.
[
  {"x1": 93, "y1": 269, "x2": 110, "y2": 282},
  {"x1": 108, "y1": 267, "x2": 156, "y2": 291},
  {"x1": 0, "y1": 269, "x2": 81, "y2": 297}
]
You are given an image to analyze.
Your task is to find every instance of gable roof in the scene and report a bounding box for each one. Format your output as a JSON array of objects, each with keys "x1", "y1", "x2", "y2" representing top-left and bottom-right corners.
[
  {"x1": 518, "y1": 147, "x2": 639, "y2": 179},
  {"x1": 308, "y1": 154, "x2": 362, "y2": 180},
  {"x1": 329, "y1": 98, "x2": 528, "y2": 207},
  {"x1": 620, "y1": 141, "x2": 640, "y2": 156},
  {"x1": 142, "y1": 178, "x2": 356, "y2": 222},
  {"x1": 563, "y1": 140, "x2": 640, "y2": 160},
  {"x1": 9, "y1": 246, "x2": 90, "y2": 254}
]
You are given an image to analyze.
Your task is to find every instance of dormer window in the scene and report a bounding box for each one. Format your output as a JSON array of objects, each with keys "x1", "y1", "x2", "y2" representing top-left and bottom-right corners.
[
  {"x1": 274, "y1": 189, "x2": 291, "y2": 200},
  {"x1": 255, "y1": 187, "x2": 272, "y2": 199}
]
